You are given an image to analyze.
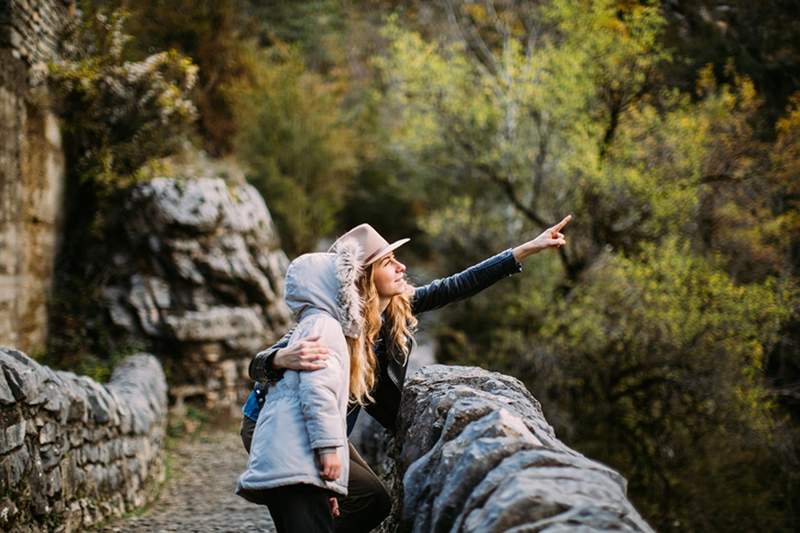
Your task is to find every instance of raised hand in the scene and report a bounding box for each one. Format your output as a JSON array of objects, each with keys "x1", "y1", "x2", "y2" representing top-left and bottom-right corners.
[{"x1": 512, "y1": 214, "x2": 573, "y2": 263}]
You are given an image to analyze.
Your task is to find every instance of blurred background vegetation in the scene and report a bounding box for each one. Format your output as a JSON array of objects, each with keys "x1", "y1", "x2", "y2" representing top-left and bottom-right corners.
[{"x1": 46, "y1": 0, "x2": 799, "y2": 530}]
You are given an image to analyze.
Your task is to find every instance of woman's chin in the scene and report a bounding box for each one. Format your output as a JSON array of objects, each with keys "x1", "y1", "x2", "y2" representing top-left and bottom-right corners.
[{"x1": 395, "y1": 281, "x2": 411, "y2": 296}]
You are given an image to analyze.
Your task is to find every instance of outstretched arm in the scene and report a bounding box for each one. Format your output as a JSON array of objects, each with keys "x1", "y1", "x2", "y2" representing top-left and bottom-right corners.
[
  {"x1": 511, "y1": 214, "x2": 571, "y2": 263},
  {"x1": 410, "y1": 214, "x2": 572, "y2": 315},
  {"x1": 410, "y1": 249, "x2": 523, "y2": 314}
]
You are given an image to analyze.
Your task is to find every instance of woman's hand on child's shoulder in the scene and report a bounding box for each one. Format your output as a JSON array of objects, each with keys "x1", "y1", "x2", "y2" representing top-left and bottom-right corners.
[{"x1": 274, "y1": 335, "x2": 331, "y2": 371}]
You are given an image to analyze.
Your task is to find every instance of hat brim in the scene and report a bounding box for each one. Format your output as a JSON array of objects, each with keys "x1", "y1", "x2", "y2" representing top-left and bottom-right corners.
[{"x1": 364, "y1": 238, "x2": 411, "y2": 266}]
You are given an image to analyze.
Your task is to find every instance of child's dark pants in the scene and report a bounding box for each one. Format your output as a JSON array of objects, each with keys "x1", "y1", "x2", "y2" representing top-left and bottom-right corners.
[{"x1": 241, "y1": 416, "x2": 392, "y2": 533}]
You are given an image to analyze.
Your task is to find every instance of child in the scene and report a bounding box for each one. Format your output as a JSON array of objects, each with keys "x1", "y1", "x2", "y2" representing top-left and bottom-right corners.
[{"x1": 236, "y1": 238, "x2": 366, "y2": 532}]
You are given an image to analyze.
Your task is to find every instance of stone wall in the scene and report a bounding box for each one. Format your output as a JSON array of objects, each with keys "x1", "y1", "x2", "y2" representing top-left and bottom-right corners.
[
  {"x1": 389, "y1": 365, "x2": 654, "y2": 532},
  {"x1": 0, "y1": 347, "x2": 168, "y2": 532},
  {"x1": 0, "y1": 0, "x2": 74, "y2": 353}
]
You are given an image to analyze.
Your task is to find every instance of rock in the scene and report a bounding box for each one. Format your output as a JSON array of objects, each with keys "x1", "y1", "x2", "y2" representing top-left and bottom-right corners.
[
  {"x1": 1, "y1": 347, "x2": 47, "y2": 404},
  {"x1": 38, "y1": 422, "x2": 59, "y2": 445},
  {"x1": 165, "y1": 306, "x2": 263, "y2": 342},
  {"x1": 0, "y1": 349, "x2": 168, "y2": 531},
  {"x1": 1, "y1": 444, "x2": 31, "y2": 490},
  {"x1": 0, "y1": 370, "x2": 16, "y2": 405},
  {"x1": 0, "y1": 497, "x2": 19, "y2": 525},
  {"x1": 1, "y1": 421, "x2": 26, "y2": 454},
  {"x1": 392, "y1": 365, "x2": 654, "y2": 532},
  {"x1": 100, "y1": 173, "x2": 293, "y2": 411}
]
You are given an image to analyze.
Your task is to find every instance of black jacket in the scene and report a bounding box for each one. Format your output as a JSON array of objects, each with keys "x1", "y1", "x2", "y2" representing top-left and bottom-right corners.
[{"x1": 248, "y1": 248, "x2": 523, "y2": 433}]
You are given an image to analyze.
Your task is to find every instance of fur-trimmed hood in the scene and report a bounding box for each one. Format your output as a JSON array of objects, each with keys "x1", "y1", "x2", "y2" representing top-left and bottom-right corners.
[
  {"x1": 238, "y1": 238, "x2": 362, "y2": 499},
  {"x1": 283, "y1": 238, "x2": 364, "y2": 338}
]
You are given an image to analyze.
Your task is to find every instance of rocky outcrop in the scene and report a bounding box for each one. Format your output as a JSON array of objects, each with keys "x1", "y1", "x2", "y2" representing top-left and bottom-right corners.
[
  {"x1": 102, "y1": 170, "x2": 292, "y2": 411},
  {"x1": 0, "y1": 347, "x2": 167, "y2": 532},
  {"x1": 0, "y1": 0, "x2": 74, "y2": 353},
  {"x1": 390, "y1": 365, "x2": 653, "y2": 532}
]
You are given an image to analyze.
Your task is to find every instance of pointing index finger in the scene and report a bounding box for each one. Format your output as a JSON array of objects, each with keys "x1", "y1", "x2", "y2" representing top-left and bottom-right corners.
[{"x1": 554, "y1": 214, "x2": 573, "y2": 231}]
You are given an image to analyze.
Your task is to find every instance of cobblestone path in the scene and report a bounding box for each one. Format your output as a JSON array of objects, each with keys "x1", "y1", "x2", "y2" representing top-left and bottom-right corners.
[{"x1": 100, "y1": 420, "x2": 274, "y2": 532}]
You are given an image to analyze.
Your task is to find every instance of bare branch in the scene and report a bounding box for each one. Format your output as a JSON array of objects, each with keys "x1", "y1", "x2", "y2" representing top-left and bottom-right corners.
[{"x1": 443, "y1": 0, "x2": 501, "y2": 78}]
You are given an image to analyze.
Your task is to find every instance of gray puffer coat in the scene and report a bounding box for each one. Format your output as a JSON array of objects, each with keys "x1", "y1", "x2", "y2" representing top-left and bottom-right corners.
[{"x1": 235, "y1": 238, "x2": 363, "y2": 500}]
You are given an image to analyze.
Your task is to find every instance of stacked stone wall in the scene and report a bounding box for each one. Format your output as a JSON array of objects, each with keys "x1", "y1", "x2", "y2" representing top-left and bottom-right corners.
[
  {"x1": 0, "y1": 347, "x2": 168, "y2": 532},
  {"x1": 0, "y1": 0, "x2": 74, "y2": 353},
  {"x1": 389, "y1": 365, "x2": 654, "y2": 532}
]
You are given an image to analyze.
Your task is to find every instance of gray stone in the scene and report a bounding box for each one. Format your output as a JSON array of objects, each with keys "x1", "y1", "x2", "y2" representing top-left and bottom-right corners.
[
  {"x1": 1, "y1": 347, "x2": 46, "y2": 403},
  {"x1": 39, "y1": 421, "x2": 59, "y2": 444},
  {"x1": 392, "y1": 365, "x2": 654, "y2": 533},
  {"x1": 0, "y1": 497, "x2": 19, "y2": 525},
  {"x1": 43, "y1": 382, "x2": 71, "y2": 423},
  {"x1": 164, "y1": 306, "x2": 263, "y2": 342},
  {"x1": 0, "y1": 347, "x2": 168, "y2": 531},
  {"x1": 1, "y1": 420, "x2": 26, "y2": 454},
  {"x1": 1, "y1": 444, "x2": 30, "y2": 491},
  {"x1": 45, "y1": 466, "x2": 62, "y2": 497},
  {"x1": 39, "y1": 441, "x2": 65, "y2": 470},
  {"x1": 462, "y1": 467, "x2": 646, "y2": 532},
  {"x1": 0, "y1": 370, "x2": 15, "y2": 405},
  {"x1": 132, "y1": 177, "x2": 229, "y2": 232},
  {"x1": 99, "y1": 173, "x2": 292, "y2": 412},
  {"x1": 403, "y1": 408, "x2": 543, "y2": 532}
]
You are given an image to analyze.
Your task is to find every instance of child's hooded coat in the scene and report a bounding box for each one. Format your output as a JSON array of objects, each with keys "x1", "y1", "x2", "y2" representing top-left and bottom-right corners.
[{"x1": 236, "y1": 238, "x2": 363, "y2": 499}]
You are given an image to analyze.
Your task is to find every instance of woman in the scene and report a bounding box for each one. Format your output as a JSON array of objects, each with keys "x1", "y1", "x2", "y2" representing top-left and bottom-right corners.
[
  {"x1": 236, "y1": 237, "x2": 369, "y2": 532},
  {"x1": 242, "y1": 217, "x2": 572, "y2": 532}
]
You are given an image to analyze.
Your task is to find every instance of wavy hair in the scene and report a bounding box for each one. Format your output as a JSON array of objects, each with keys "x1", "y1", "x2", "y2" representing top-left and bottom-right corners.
[{"x1": 346, "y1": 263, "x2": 418, "y2": 406}]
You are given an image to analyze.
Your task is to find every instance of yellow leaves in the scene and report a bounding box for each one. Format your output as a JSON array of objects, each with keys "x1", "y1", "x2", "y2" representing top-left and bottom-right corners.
[
  {"x1": 462, "y1": 3, "x2": 488, "y2": 24},
  {"x1": 602, "y1": 17, "x2": 628, "y2": 36},
  {"x1": 696, "y1": 64, "x2": 717, "y2": 97},
  {"x1": 776, "y1": 92, "x2": 800, "y2": 135},
  {"x1": 773, "y1": 92, "x2": 800, "y2": 187}
]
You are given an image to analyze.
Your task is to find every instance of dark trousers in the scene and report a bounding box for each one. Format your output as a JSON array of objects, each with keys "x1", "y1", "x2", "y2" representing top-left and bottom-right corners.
[
  {"x1": 262, "y1": 483, "x2": 335, "y2": 533},
  {"x1": 240, "y1": 416, "x2": 392, "y2": 533}
]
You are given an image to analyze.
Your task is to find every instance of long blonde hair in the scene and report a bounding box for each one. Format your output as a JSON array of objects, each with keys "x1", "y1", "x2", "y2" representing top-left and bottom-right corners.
[{"x1": 346, "y1": 263, "x2": 418, "y2": 406}]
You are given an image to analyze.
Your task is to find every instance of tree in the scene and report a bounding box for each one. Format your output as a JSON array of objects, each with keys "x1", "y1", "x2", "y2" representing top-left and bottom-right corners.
[
  {"x1": 230, "y1": 45, "x2": 359, "y2": 254},
  {"x1": 376, "y1": 1, "x2": 800, "y2": 529}
]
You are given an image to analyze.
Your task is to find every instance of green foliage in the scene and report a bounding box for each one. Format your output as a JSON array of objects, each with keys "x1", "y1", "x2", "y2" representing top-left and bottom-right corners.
[
  {"x1": 653, "y1": 0, "x2": 800, "y2": 125},
  {"x1": 246, "y1": 0, "x2": 348, "y2": 72},
  {"x1": 230, "y1": 45, "x2": 359, "y2": 254},
  {"x1": 540, "y1": 238, "x2": 796, "y2": 530},
  {"x1": 375, "y1": 1, "x2": 672, "y2": 272},
  {"x1": 440, "y1": 237, "x2": 798, "y2": 530},
  {"x1": 40, "y1": 1, "x2": 800, "y2": 529},
  {"x1": 378, "y1": 1, "x2": 800, "y2": 530},
  {"x1": 113, "y1": 0, "x2": 254, "y2": 155},
  {"x1": 48, "y1": 8, "x2": 198, "y2": 194},
  {"x1": 45, "y1": 7, "x2": 197, "y2": 368}
]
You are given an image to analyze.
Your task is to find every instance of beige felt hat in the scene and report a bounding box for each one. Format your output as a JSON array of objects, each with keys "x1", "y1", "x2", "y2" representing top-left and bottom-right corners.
[{"x1": 329, "y1": 223, "x2": 410, "y2": 266}]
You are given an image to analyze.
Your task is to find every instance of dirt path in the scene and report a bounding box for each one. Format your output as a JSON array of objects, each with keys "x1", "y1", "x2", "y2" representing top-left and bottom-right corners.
[{"x1": 100, "y1": 419, "x2": 274, "y2": 532}]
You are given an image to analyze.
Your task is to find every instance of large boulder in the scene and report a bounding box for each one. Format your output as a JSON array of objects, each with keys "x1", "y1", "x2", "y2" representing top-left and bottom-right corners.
[
  {"x1": 391, "y1": 365, "x2": 654, "y2": 532},
  {"x1": 102, "y1": 162, "x2": 292, "y2": 410}
]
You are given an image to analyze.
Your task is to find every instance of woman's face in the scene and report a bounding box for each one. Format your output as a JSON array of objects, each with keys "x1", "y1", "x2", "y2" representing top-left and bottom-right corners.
[{"x1": 372, "y1": 252, "x2": 408, "y2": 298}]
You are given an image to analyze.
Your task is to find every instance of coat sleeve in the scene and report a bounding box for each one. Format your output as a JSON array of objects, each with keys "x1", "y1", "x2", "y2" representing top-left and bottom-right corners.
[
  {"x1": 411, "y1": 248, "x2": 523, "y2": 315},
  {"x1": 296, "y1": 316, "x2": 349, "y2": 450},
  {"x1": 248, "y1": 324, "x2": 297, "y2": 383}
]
